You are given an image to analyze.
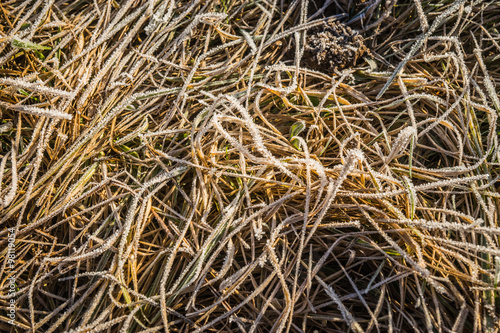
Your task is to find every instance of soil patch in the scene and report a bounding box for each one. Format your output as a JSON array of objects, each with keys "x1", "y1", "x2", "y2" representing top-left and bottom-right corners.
[{"x1": 303, "y1": 20, "x2": 367, "y2": 73}]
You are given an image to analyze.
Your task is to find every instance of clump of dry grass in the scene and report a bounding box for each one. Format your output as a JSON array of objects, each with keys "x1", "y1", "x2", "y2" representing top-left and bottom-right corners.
[{"x1": 0, "y1": 0, "x2": 499, "y2": 332}]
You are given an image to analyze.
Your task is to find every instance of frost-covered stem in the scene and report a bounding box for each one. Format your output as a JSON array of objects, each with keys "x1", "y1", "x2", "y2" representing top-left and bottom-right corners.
[
  {"x1": 0, "y1": 77, "x2": 75, "y2": 99},
  {"x1": 377, "y1": 0, "x2": 468, "y2": 99},
  {"x1": 1, "y1": 146, "x2": 17, "y2": 207}
]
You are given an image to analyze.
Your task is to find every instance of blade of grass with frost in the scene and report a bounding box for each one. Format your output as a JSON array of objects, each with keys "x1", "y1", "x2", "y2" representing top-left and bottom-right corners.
[
  {"x1": 376, "y1": 0, "x2": 468, "y2": 100},
  {"x1": 53, "y1": 163, "x2": 98, "y2": 210},
  {"x1": 402, "y1": 176, "x2": 416, "y2": 220},
  {"x1": 408, "y1": 134, "x2": 415, "y2": 178},
  {"x1": 59, "y1": 3, "x2": 147, "y2": 71},
  {"x1": 24, "y1": 0, "x2": 54, "y2": 39},
  {"x1": 385, "y1": 126, "x2": 416, "y2": 164},
  {"x1": 117, "y1": 3, "x2": 204, "y2": 90},
  {"x1": 344, "y1": 174, "x2": 489, "y2": 199},
  {"x1": 114, "y1": 118, "x2": 149, "y2": 146},
  {"x1": 118, "y1": 166, "x2": 189, "y2": 264},
  {"x1": 240, "y1": 29, "x2": 257, "y2": 54},
  {"x1": 303, "y1": 149, "x2": 364, "y2": 248},
  {"x1": 163, "y1": 38, "x2": 242, "y2": 126},
  {"x1": 77, "y1": 12, "x2": 149, "y2": 109},
  {"x1": 159, "y1": 184, "x2": 198, "y2": 329},
  {"x1": 289, "y1": 120, "x2": 305, "y2": 150},
  {"x1": 471, "y1": 181, "x2": 498, "y2": 324},
  {"x1": 24, "y1": 88, "x2": 179, "y2": 198},
  {"x1": 47, "y1": 229, "x2": 122, "y2": 263},
  {"x1": 0, "y1": 121, "x2": 13, "y2": 134},
  {"x1": 158, "y1": 12, "x2": 228, "y2": 68},
  {"x1": 169, "y1": 193, "x2": 241, "y2": 296},
  {"x1": 3, "y1": 0, "x2": 42, "y2": 43},
  {"x1": 44, "y1": 274, "x2": 107, "y2": 333},
  {"x1": 0, "y1": 151, "x2": 10, "y2": 205},
  {"x1": 474, "y1": 46, "x2": 500, "y2": 112},
  {"x1": 0, "y1": 77, "x2": 74, "y2": 99},
  {"x1": 3, "y1": 103, "x2": 73, "y2": 120},
  {"x1": 144, "y1": 0, "x2": 173, "y2": 34},
  {"x1": 1, "y1": 147, "x2": 17, "y2": 208},
  {"x1": 192, "y1": 269, "x2": 277, "y2": 333},
  {"x1": 224, "y1": 95, "x2": 303, "y2": 185},
  {"x1": 213, "y1": 239, "x2": 235, "y2": 283},
  {"x1": 360, "y1": 208, "x2": 448, "y2": 295},
  {"x1": 316, "y1": 276, "x2": 364, "y2": 333},
  {"x1": 12, "y1": 38, "x2": 51, "y2": 50},
  {"x1": 186, "y1": 237, "x2": 237, "y2": 310},
  {"x1": 494, "y1": 257, "x2": 500, "y2": 288}
]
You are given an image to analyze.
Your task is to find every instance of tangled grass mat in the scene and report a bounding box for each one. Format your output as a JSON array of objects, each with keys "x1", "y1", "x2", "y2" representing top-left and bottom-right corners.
[{"x1": 0, "y1": 0, "x2": 500, "y2": 332}]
